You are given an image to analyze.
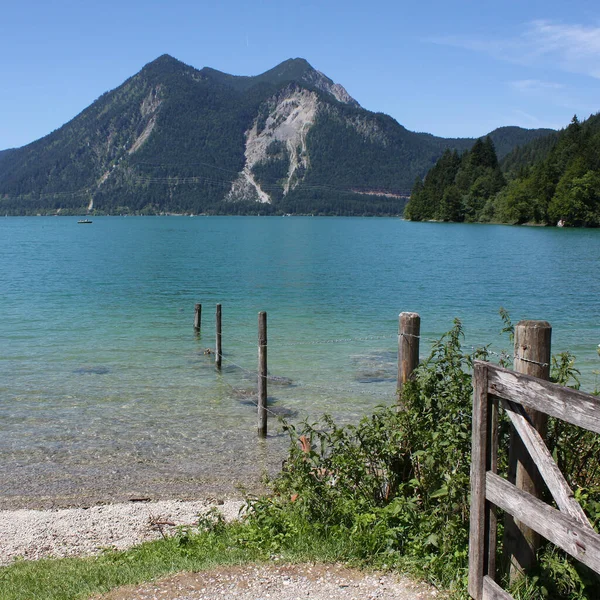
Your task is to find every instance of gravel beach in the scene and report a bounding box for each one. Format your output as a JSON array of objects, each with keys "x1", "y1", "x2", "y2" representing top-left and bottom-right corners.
[
  {"x1": 0, "y1": 499, "x2": 444, "y2": 599},
  {"x1": 0, "y1": 499, "x2": 244, "y2": 565}
]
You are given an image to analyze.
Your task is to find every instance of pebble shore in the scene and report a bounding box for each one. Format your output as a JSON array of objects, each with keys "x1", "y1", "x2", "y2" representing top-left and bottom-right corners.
[
  {"x1": 1, "y1": 500, "x2": 444, "y2": 599},
  {"x1": 0, "y1": 499, "x2": 244, "y2": 565}
]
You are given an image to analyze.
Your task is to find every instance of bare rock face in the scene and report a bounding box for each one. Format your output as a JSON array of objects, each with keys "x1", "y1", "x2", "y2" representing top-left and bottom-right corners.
[
  {"x1": 227, "y1": 87, "x2": 319, "y2": 203},
  {"x1": 301, "y1": 68, "x2": 360, "y2": 108},
  {"x1": 128, "y1": 85, "x2": 163, "y2": 155},
  {"x1": 227, "y1": 169, "x2": 268, "y2": 203},
  {"x1": 227, "y1": 82, "x2": 389, "y2": 204},
  {"x1": 329, "y1": 82, "x2": 358, "y2": 105}
]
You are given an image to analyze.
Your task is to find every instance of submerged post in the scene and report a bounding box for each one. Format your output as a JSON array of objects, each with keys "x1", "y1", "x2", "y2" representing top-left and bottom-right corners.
[
  {"x1": 397, "y1": 312, "x2": 420, "y2": 404},
  {"x1": 215, "y1": 303, "x2": 222, "y2": 370},
  {"x1": 194, "y1": 303, "x2": 201, "y2": 333},
  {"x1": 258, "y1": 311, "x2": 268, "y2": 438},
  {"x1": 504, "y1": 320, "x2": 552, "y2": 583}
]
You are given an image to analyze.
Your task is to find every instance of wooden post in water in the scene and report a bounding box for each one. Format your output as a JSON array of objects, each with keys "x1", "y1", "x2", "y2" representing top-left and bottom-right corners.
[
  {"x1": 504, "y1": 320, "x2": 552, "y2": 583},
  {"x1": 397, "y1": 312, "x2": 420, "y2": 405},
  {"x1": 215, "y1": 303, "x2": 222, "y2": 370},
  {"x1": 258, "y1": 311, "x2": 268, "y2": 438},
  {"x1": 194, "y1": 303, "x2": 201, "y2": 333}
]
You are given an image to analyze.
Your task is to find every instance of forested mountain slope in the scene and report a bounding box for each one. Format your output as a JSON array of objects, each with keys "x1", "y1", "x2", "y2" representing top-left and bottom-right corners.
[
  {"x1": 404, "y1": 114, "x2": 600, "y2": 226},
  {"x1": 0, "y1": 55, "x2": 554, "y2": 216}
]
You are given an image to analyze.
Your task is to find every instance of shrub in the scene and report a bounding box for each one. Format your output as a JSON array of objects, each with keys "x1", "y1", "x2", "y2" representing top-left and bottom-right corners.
[{"x1": 243, "y1": 317, "x2": 600, "y2": 599}]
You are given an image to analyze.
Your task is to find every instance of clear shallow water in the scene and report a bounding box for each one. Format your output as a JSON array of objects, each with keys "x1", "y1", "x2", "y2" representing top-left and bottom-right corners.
[{"x1": 1, "y1": 216, "x2": 599, "y2": 507}]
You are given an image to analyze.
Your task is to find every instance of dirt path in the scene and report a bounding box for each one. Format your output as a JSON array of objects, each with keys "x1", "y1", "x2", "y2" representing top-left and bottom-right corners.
[{"x1": 96, "y1": 563, "x2": 443, "y2": 600}]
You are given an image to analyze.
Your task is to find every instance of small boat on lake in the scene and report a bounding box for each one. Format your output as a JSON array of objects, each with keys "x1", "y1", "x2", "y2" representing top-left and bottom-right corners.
[{"x1": 78, "y1": 219, "x2": 93, "y2": 224}]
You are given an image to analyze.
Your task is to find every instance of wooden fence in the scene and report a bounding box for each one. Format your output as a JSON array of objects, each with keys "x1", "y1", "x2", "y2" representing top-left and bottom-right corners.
[{"x1": 468, "y1": 360, "x2": 600, "y2": 599}]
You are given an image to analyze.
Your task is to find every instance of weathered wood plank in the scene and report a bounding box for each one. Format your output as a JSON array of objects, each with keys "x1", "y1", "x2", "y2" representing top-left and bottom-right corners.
[
  {"x1": 482, "y1": 362, "x2": 600, "y2": 434},
  {"x1": 513, "y1": 320, "x2": 551, "y2": 380},
  {"x1": 510, "y1": 320, "x2": 551, "y2": 577},
  {"x1": 487, "y1": 472, "x2": 600, "y2": 574},
  {"x1": 397, "y1": 312, "x2": 420, "y2": 403},
  {"x1": 257, "y1": 311, "x2": 267, "y2": 438},
  {"x1": 486, "y1": 395, "x2": 499, "y2": 580},
  {"x1": 482, "y1": 576, "x2": 514, "y2": 600},
  {"x1": 469, "y1": 362, "x2": 489, "y2": 600},
  {"x1": 502, "y1": 398, "x2": 592, "y2": 529},
  {"x1": 215, "y1": 303, "x2": 222, "y2": 370},
  {"x1": 194, "y1": 303, "x2": 201, "y2": 332}
]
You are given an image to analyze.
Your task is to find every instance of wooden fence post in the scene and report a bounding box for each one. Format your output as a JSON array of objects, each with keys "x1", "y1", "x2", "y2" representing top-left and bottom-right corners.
[
  {"x1": 469, "y1": 362, "x2": 490, "y2": 600},
  {"x1": 504, "y1": 320, "x2": 552, "y2": 582},
  {"x1": 397, "y1": 312, "x2": 420, "y2": 404},
  {"x1": 215, "y1": 303, "x2": 222, "y2": 370},
  {"x1": 194, "y1": 303, "x2": 201, "y2": 333},
  {"x1": 258, "y1": 311, "x2": 267, "y2": 438}
]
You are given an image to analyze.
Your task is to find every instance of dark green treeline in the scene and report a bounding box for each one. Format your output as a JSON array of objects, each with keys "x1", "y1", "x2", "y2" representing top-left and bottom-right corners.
[{"x1": 404, "y1": 114, "x2": 600, "y2": 227}]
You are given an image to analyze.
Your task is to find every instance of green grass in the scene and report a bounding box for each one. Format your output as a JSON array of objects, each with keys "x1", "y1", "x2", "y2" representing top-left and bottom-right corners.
[
  {"x1": 0, "y1": 519, "x2": 357, "y2": 600},
  {"x1": 0, "y1": 522, "x2": 251, "y2": 600}
]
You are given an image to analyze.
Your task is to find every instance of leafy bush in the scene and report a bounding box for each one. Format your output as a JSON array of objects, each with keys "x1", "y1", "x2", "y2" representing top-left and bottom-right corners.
[
  {"x1": 244, "y1": 320, "x2": 475, "y2": 593},
  {"x1": 242, "y1": 317, "x2": 600, "y2": 599}
]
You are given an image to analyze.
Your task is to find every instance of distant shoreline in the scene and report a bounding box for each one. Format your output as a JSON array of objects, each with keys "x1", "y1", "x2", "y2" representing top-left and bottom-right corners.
[{"x1": 2, "y1": 212, "x2": 406, "y2": 218}]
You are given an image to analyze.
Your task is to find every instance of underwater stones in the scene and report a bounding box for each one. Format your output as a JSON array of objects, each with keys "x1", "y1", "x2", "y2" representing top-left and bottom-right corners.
[{"x1": 73, "y1": 366, "x2": 110, "y2": 375}]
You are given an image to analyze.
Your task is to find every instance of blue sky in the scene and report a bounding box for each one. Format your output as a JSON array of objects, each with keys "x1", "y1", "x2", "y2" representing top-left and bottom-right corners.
[{"x1": 2, "y1": 0, "x2": 600, "y2": 149}]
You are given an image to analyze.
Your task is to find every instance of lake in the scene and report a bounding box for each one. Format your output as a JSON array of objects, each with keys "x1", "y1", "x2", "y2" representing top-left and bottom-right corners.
[{"x1": 1, "y1": 216, "x2": 599, "y2": 507}]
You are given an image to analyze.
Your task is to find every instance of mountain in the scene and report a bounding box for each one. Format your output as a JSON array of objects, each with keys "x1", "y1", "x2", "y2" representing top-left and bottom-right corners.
[
  {"x1": 500, "y1": 129, "x2": 560, "y2": 179},
  {"x1": 484, "y1": 126, "x2": 555, "y2": 160},
  {"x1": 198, "y1": 57, "x2": 360, "y2": 105},
  {"x1": 0, "y1": 55, "x2": 555, "y2": 216}
]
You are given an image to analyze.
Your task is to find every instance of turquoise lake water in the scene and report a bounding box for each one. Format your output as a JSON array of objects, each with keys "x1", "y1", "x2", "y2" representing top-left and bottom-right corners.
[{"x1": 1, "y1": 216, "x2": 599, "y2": 507}]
